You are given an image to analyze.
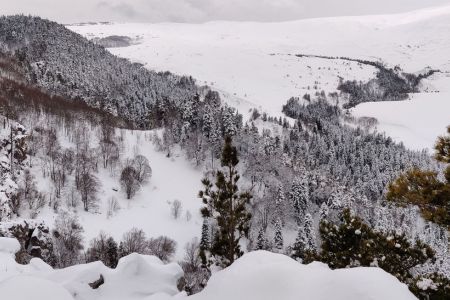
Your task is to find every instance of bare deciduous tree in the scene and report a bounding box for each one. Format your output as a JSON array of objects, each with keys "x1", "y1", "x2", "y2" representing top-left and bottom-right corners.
[
  {"x1": 52, "y1": 211, "x2": 84, "y2": 268},
  {"x1": 178, "y1": 238, "x2": 210, "y2": 295},
  {"x1": 78, "y1": 172, "x2": 99, "y2": 211},
  {"x1": 147, "y1": 236, "x2": 177, "y2": 262},
  {"x1": 120, "y1": 165, "x2": 140, "y2": 199},
  {"x1": 132, "y1": 154, "x2": 152, "y2": 183},
  {"x1": 100, "y1": 139, "x2": 119, "y2": 169},
  {"x1": 119, "y1": 228, "x2": 148, "y2": 257}
]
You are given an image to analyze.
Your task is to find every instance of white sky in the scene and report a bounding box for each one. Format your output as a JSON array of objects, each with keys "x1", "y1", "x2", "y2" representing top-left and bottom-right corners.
[{"x1": 1, "y1": 0, "x2": 450, "y2": 23}]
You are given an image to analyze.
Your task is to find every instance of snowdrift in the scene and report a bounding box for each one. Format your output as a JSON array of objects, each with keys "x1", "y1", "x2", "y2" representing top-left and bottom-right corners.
[
  {"x1": 187, "y1": 251, "x2": 417, "y2": 300},
  {"x1": 0, "y1": 237, "x2": 183, "y2": 300},
  {"x1": 0, "y1": 238, "x2": 417, "y2": 300}
]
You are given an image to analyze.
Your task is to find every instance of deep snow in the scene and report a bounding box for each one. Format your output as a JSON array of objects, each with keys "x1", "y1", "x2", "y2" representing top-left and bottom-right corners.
[{"x1": 0, "y1": 238, "x2": 417, "y2": 300}]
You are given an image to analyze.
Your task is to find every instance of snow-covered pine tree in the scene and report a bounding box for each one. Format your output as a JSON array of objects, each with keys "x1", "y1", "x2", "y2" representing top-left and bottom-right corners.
[
  {"x1": 290, "y1": 174, "x2": 309, "y2": 225},
  {"x1": 200, "y1": 219, "x2": 210, "y2": 250},
  {"x1": 255, "y1": 226, "x2": 269, "y2": 250},
  {"x1": 199, "y1": 218, "x2": 210, "y2": 266},
  {"x1": 319, "y1": 202, "x2": 329, "y2": 221},
  {"x1": 273, "y1": 218, "x2": 284, "y2": 252},
  {"x1": 105, "y1": 236, "x2": 119, "y2": 268},
  {"x1": 274, "y1": 183, "x2": 285, "y2": 225},
  {"x1": 291, "y1": 226, "x2": 306, "y2": 261},
  {"x1": 221, "y1": 106, "x2": 238, "y2": 137},
  {"x1": 314, "y1": 209, "x2": 435, "y2": 285},
  {"x1": 303, "y1": 213, "x2": 315, "y2": 251},
  {"x1": 327, "y1": 186, "x2": 344, "y2": 210}
]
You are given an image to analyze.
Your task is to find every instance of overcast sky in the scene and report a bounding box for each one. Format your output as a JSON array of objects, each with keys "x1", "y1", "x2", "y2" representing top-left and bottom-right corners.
[{"x1": 1, "y1": 0, "x2": 450, "y2": 23}]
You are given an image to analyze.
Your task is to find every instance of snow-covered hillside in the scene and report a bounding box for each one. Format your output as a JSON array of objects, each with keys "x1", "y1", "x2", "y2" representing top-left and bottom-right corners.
[
  {"x1": 0, "y1": 237, "x2": 417, "y2": 300},
  {"x1": 70, "y1": 4, "x2": 450, "y2": 150},
  {"x1": 21, "y1": 126, "x2": 204, "y2": 260}
]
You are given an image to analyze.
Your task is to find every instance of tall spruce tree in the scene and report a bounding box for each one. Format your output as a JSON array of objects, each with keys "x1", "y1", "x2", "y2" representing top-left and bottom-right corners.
[
  {"x1": 199, "y1": 218, "x2": 210, "y2": 266},
  {"x1": 290, "y1": 175, "x2": 309, "y2": 225},
  {"x1": 273, "y1": 218, "x2": 284, "y2": 252},
  {"x1": 105, "y1": 236, "x2": 119, "y2": 268},
  {"x1": 303, "y1": 213, "x2": 315, "y2": 251},
  {"x1": 255, "y1": 226, "x2": 269, "y2": 250},
  {"x1": 274, "y1": 183, "x2": 285, "y2": 225},
  {"x1": 319, "y1": 202, "x2": 329, "y2": 220},
  {"x1": 291, "y1": 226, "x2": 307, "y2": 261},
  {"x1": 198, "y1": 136, "x2": 252, "y2": 268}
]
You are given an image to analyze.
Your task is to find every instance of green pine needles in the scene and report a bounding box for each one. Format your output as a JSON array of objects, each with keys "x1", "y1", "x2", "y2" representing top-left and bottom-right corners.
[{"x1": 198, "y1": 136, "x2": 252, "y2": 268}]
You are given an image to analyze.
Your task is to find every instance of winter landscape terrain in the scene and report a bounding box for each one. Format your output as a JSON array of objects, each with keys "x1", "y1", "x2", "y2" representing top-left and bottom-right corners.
[
  {"x1": 0, "y1": 3, "x2": 450, "y2": 300},
  {"x1": 70, "y1": 5, "x2": 450, "y2": 150}
]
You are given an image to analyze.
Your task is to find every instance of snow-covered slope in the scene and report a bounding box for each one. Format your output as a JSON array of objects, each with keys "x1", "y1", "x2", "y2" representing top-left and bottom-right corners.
[
  {"x1": 351, "y1": 71, "x2": 450, "y2": 150},
  {"x1": 0, "y1": 238, "x2": 417, "y2": 300},
  {"x1": 351, "y1": 88, "x2": 450, "y2": 150},
  {"x1": 31, "y1": 128, "x2": 204, "y2": 260},
  {"x1": 69, "y1": 5, "x2": 450, "y2": 150}
]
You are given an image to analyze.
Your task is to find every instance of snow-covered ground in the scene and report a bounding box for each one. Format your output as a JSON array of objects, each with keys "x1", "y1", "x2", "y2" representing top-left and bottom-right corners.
[
  {"x1": 69, "y1": 4, "x2": 450, "y2": 151},
  {"x1": 351, "y1": 72, "x2": 450, "y2": 151},
  {"x1": 0, "y1": 237, "x2": 417, "y2": 300},
  {"x1": 25, "y1": 128, "x2": 204, "y2": 260},
  {"x1": 351, "y1": 91, "x2": 450, "y2": 151}
]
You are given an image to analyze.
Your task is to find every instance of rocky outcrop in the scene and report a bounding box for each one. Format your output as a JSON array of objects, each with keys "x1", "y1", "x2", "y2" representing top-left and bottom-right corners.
[{"x1": 0, "y1": 220, "x2": 55, "y2": 265}]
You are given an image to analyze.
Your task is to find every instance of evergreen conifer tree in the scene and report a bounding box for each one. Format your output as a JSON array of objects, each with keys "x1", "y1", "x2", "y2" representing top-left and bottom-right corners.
[
  {"x1": 319, "y1": 202, "x2": 329, "y2": 220},
  {"x1": 274, "y1": 183, "x2": 285, "y2": 225},
  {"x1": 291, "y1": 226, "x2": 306, "y2": 261},
  {"x1": 387, "y1": 125, "x2": 450, "y2": 227},
  {"x1": 199, "y1": 218, "x2": 210, "y2": 266},
  {"x1": 273, "y1": 218, "x2": 284, "y2": 252},
  {"x1": 255, "y1": 226, "x2": 269, "y2": 250},
  {"x1": 198, "y1": 136, "x2": 252, "y2": 268},
  {"x1": 290, "y1": 175, "x2": 309, "y2": 225},
  {"x1": 303, "y1": 213, "x2": 315, "y2": 250},
  {"x1": 106, "y1": 236, "x2": 119, "y2": 268},
  {"x1": 312, "y1": 209, "x2": 434, "y2": 284}
]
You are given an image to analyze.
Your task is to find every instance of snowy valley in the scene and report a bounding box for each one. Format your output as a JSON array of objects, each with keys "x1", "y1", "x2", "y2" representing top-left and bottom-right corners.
[{"x1": 0, "y1": 4, "x2": 450, "y2": 300}]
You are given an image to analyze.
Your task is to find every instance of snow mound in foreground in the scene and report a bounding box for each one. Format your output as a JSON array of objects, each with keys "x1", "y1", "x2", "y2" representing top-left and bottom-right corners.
[
  {"x1": 0, "y1": 237, "x2": 183, "y2": 300},
  {"x1": 187, "y1": 251, "x2": 417, "y2": 300},
  {"x1": 0, "y1": 276, "x2": 74, "y2": 300},
  {"x1": 0, "y1": 237, "x2": 20, "y2": 254},
  {"x1": 0, "y1": 238, "x2": 416, "y2": 300}
]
